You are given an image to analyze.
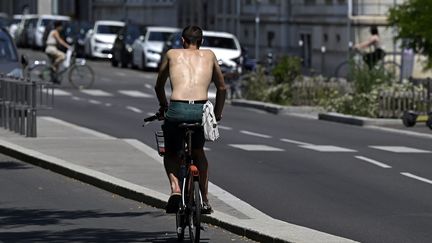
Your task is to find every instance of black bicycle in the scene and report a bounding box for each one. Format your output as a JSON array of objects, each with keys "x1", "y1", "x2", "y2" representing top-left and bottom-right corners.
[
  {"x1": 144, "y1": 114, "x2": 203, "y2": 243},
  {"x1": 334, "y1": 48, "x2": 401, "y2": 82},
  {"x1": 27, "y1": 47, "x2": 95, "y2": 89}
]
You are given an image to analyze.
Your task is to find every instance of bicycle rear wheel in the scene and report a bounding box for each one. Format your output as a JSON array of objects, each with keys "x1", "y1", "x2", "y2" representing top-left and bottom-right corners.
[
  {"x1": 68, "y1": 64, "x2": 95, "y2": 89},
  {"x1": 28, "y1": 64, "x2": 52, "y2": 83},
  {"x1": 188, "y1": 180, "x2": 201, "y2": 243}
]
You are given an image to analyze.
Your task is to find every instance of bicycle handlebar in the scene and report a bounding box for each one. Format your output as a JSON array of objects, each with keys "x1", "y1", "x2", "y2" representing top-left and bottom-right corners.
[{"x1": 142, "y1": 112, "x2": 161, "y2": 126}]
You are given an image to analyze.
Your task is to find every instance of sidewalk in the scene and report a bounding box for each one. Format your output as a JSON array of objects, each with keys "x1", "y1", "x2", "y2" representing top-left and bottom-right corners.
[{"x1": 0, "y1": 116, "x2": 358, "y2": 243}]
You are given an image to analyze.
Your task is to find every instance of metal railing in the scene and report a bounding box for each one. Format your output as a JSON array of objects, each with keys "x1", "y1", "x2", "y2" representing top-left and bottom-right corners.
[
  {"x1": 378, "y1": 78, "x2": 432, "y2": 118},
  {"x1": 0, "y1": 74, "x2": 53, "y2": 137}
]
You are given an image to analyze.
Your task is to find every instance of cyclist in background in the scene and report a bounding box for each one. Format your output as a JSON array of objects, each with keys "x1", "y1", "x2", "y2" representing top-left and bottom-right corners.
[
  {"x1": 155, "y1": 25, "x2": 226, "y2": 214},
  {"x1": 45, "y1": 21, "x2": 70, "y2": 76},
  {"x1": 354, "y1": 26, "x2": 385, "y2": 69}
]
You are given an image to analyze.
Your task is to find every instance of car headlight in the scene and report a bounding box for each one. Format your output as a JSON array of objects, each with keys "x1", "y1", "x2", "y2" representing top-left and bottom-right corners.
[
  {"x1": 95, "y1": 38, "x2": 105, "y2": 44},
  {"x1": 147, "y1": 49, "x2": 159, "y2": 55}
]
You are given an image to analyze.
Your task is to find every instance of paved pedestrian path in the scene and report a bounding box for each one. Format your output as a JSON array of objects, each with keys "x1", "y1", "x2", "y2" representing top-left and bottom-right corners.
[{"x1": 0, "y1": 116, "x2": 357, "y2": 243}]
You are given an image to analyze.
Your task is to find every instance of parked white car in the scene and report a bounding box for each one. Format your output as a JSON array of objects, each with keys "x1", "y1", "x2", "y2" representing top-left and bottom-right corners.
[
  {"x1": 131, "y1": 26, "x2": 179, "y2": 69},
  {"x1": 84, "y1": 20, "x2": 124, "y2": 59},
  {"x1": 34, "y1": 15, "x2": 71, "y2": 49},
  {"x1": 8, "y1": 15, "x2": 22, "y2": 39},
  {"x1": 201, "y1": 31, "x2": 242, "y2": 73}
]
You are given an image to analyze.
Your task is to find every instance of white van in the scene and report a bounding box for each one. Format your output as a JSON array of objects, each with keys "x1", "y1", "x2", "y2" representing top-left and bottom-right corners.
[
  {"x1": 34, "y1": 15, "x2": 71, "y2": 48},
  {"x1": 131, "y1": 26, "x2": 179, "y2": 69},
  {"x1": 201, "y1": 31, "x2": 242, "y2": 73},
  {"x1": 84, "y1": 20, "x2": 125, "y2": 59}
]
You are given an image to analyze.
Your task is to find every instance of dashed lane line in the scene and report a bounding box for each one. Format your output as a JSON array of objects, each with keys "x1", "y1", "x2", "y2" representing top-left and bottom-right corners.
[
  {"x1": 126, "y1": 106, "x2": 143, "y2": 113},
  {"x1": 354, "y1": 156, "x2": 392, "y2": 169},
  {"x1": 299, "y1": 145, "x2": 357, "y2": 152},
  {"x1": 228, "y1": 144, "x2": 284, "y2": 152},
  {"x1": 43, "y1": 88, "x2": 71, "y2": 96},
  {"x1": 218, "y1": 125, "x2": 232, "y2": 131},
  {"x1": 80, "y1": 89, "x2": 113, "y2": 97},
  {"x1": 118, "y1": 90, "x2": 154, "y2": 98},
  {"x1": 89, "y1": 99, "x2": 102, "y2": 105},
  {"x1": 280, "y1": 138, "x2": 313, "y2": 146},
  {"x1": 240, "y1": 130, "x2": 272, "y2": 139},
  {"x1": 144, "y1": 84, "x2": 153, "y2": 89},
  {"x1": 401, "y1": 172, "x2": 432, "y2": 185},
  {"x1": 370, "y1": 146, "x2": 431, "y2": 153}
]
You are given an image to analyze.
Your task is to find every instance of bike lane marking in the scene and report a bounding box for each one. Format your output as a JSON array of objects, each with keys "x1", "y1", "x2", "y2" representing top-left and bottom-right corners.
[
  {"x1": 118, "y1": 90, "x2": 154, "y2": 98},
  {"x1": 126, "y1": 106, "x2": 143, "y2": 114},
  {"x1": 369, "y1": 146, "x2": 431, "y2": 153},
  {"x1": 228, "y1": 144, "x2": 284, "y2": 151},
  {"x1": 354, "y1": 156, "x2": 392, "y2": 169},
  {"x1": 401, "y1": 172, "x2": 432, "y2": 185},
  {"x1": 299, "y1": 145, "x2": 357, "y2": 152},
  {"x1": 81, "y1": 89, "x2": 113, "y2": 97},
  {"x1": 240, "y1": 130, "x2": 272, "y2": 139}
]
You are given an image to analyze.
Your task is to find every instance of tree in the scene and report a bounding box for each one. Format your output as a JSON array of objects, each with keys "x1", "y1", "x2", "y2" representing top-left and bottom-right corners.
[{"x1": 388, "y1": 0, "x2": 432, "y2": 69}]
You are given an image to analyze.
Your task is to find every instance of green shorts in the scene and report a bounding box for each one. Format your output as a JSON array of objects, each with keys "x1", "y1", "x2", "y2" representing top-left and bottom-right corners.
[{"x1": 162, "y1": 101, "x2": 205, "y2": 154}]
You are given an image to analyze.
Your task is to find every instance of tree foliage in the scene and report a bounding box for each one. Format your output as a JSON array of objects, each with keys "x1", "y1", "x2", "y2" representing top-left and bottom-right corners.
[{"x1": 388, "y1": 0, "x2": 432, "y2": 69}]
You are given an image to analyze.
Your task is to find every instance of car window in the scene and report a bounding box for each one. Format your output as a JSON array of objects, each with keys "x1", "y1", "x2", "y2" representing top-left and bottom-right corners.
[
  {"x1": 148, "y1": 31, "x2": 173, "y2": 42},
  {"x1": 0, "y1": 32, "x2": 17, "y2": 62},
  {"x1": 202, "y1": 36, "x2": 238, "y2": 50},
  {"x1": 97, "y1": 25, "x2": 122, "y2": 35}
]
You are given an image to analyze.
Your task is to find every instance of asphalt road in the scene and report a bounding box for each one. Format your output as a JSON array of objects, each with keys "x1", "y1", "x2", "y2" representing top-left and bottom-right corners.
[
  {"x1": 0, "y1": 153, "x2": 255, "y2": 243},
  {"x1": 19, "y1": 48, "x2": 432, "y2": 242}
]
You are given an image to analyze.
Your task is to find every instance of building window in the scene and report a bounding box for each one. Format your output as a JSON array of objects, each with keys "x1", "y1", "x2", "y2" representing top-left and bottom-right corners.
[
  {"x1": 304, "y1": 0, "x2": 316, "y2": 5},
  {"x1": 267, "y1": 31, "x2": 275, "y2": 48},
  {"x1": 336, "y1": 34, "x2": 341, "y2": 43},
  {"x1": 323, "y1": 33, "x2": 328, "y2": 43}
]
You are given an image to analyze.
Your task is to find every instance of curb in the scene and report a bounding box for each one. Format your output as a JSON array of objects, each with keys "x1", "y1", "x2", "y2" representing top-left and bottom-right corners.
[
  {"x1": 318, "y1": 112, "x2": 401, "y2": 126},
  {"x1": 231, "y1": 99, "x2": 325, "y2": 115},
  {"x1": 0, "y1": 139, "x2": 293, "y2": 243}
]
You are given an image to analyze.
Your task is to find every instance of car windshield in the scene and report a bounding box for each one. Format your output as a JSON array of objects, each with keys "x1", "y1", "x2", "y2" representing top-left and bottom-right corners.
[
  {"x1": 0, "y1": 33, "x2": 18, "y2": 62},
  {"x1": 148, "y1": 31, "x2": 173, "y2": 42},
  {"x1": 202, "y1": 36, "x2": 237, "y2": 50},
  {"x1": 97, "y1": 25, "x2": 122, "y2": 34}
]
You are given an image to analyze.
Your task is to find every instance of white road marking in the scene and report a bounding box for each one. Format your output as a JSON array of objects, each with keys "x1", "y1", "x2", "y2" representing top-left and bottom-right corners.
[
  {"x1": 354, "y1": 156, "x2": 392, "y2": 168},
  {"x1": 72, "y1": 96, "x2": 83, "y2": 101},
  {"x1": 89, "y1": 99, "x2": 102, "y2": 105},
  {"x1": 145, "y1": 84, "x2": 153, "y2": 89},
  {"x1": 229, "y1": 144, "x2": 284, "y2": 151},
  {"x1": 299, "y1": 145, "x2": 357, "y2": 152},
  {"x1": 118, "y1": 90, "x2": 153, "y2": 98},
  {"x1": 370, "y1": 146, "x2": 431, "y2": 153},
  {"x1": 401, "y1": 172, "x2": 432, "y2": 185},
  {"x1": 240, "y1": 130, "x2": 272, "y2": 139},
  {"x1": 204, "y1": 147, "x2": 210, "y2": 151},
  {"x1": 43, "y1": 88, "x2": 71, "y2": 96},
  {"x1": 146, "y1": 112, "x2": 155, "y2": 116},
  {"x1": 208, "y1": 91, "x2": 216, "y2": 99},
  {"x1": 280, "y1": 138, "x2": 313, "y2": 146},
  {"x1": 218, "y1": 125, "x2": 232, "y2": 131},
  {"x1": 100, "y1": 77, "x2": 112, "y2": 82},
  {"x1": 105, "y1": 103, "x2": 112, "y2": 107},
  {"x1": 116, "y1": 72, "x2": 126, "y2": 77},
  {"x1": 126, "y1": 106, "x2": 143, "y2": 113},
  {"x1": 81, "y1": 89, "x2": 113, "y2": 97}
]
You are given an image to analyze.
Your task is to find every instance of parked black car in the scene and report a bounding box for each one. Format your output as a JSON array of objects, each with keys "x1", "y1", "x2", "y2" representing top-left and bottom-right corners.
[
  {"x1": 0, "y1": 27, "x2": 26, "y2": 78},
  {"x1": 111, "y1": 23, "x2": 145, "y2": 68}
]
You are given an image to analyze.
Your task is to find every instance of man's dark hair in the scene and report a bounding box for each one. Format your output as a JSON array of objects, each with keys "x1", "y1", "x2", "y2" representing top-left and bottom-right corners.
[
  {"x1": 370, "y1": 26, "x2": 379, "y2": 35},
  {"x1": 182, "y1": 26, "x2": 203, "y2": 48},
  {"x1": 54, "y1": 20, "x2": 63, "y2": 28}
]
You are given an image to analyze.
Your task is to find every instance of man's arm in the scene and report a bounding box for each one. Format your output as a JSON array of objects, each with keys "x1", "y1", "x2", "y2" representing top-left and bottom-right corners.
[
  {"x1": 211, "y1": 53, "x2": 226, "y2": 121},
  {"x1": 155, "y1": 51, "x2": 170, "y2": 115}
]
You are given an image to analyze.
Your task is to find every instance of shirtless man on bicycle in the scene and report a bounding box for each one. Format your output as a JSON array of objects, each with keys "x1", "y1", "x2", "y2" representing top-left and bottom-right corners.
[{"x1": 155, "y1": 26, "x2": 226, "y2": 214}]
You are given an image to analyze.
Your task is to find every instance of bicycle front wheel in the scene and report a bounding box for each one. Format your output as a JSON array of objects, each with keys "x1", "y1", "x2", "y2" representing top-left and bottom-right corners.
[
  {"x1": 28, "y1": 64, "x2": 52, "y2": 83},
  {"x1": 334, "y1": 61, "x2": 357, "y2": 82},
  {"x1": 68, "y1": 64, "x2": 95, "y2": 89},
  {"x1": 188, "y1": 180, "x2": 201, "y2": 243}
]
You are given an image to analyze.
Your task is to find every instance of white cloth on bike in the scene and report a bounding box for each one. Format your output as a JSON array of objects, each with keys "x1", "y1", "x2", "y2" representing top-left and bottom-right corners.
[
  {"x1": 62, "y1": 48, "x2": 73, "y2": 68},
  {"x1": 202, "y1": 101, "x2": 219, "y2": 141}
]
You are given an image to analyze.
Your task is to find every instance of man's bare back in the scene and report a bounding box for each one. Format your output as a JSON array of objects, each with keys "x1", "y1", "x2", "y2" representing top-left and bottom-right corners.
[{"x1": 167, "y1": 48, "x2": 217, "y2": 101}]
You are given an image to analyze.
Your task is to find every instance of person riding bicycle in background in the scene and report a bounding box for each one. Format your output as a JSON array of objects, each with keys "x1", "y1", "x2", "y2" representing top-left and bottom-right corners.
[
  {"x1": 155, "y1": 25, "x2": 226, "y2": 214},
  {"x1": 45, "y1": 21, "x2": 70, "y2": 76},
  {"x1": 354, "y1": 26, "x2": 385, "y2": 69}
]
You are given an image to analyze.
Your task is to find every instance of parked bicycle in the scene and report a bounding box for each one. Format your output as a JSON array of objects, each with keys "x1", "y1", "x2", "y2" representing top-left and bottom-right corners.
[
  {"x1": 26, "y1": 47, "x2": 95, "y2": 89},
  {"x1": 334, "y1": 48, "x2": 401, "y2": 83},
  {"x1": 144, "y1": 113, "x2": 203, "y2": 243}
]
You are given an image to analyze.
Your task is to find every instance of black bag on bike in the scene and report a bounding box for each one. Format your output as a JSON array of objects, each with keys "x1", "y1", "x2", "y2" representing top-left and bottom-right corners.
[{"x1": 363, "y1": 48, "x2": 385, "y2": 69}]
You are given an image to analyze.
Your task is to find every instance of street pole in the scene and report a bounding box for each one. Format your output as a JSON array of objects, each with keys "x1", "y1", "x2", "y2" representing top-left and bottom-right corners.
[
  {"x1": 347, "y1": 0, "x2": 352, "y2": 60},
  {"x1": 255, "y1": 0, "x2": 260, "y2": 63}
]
